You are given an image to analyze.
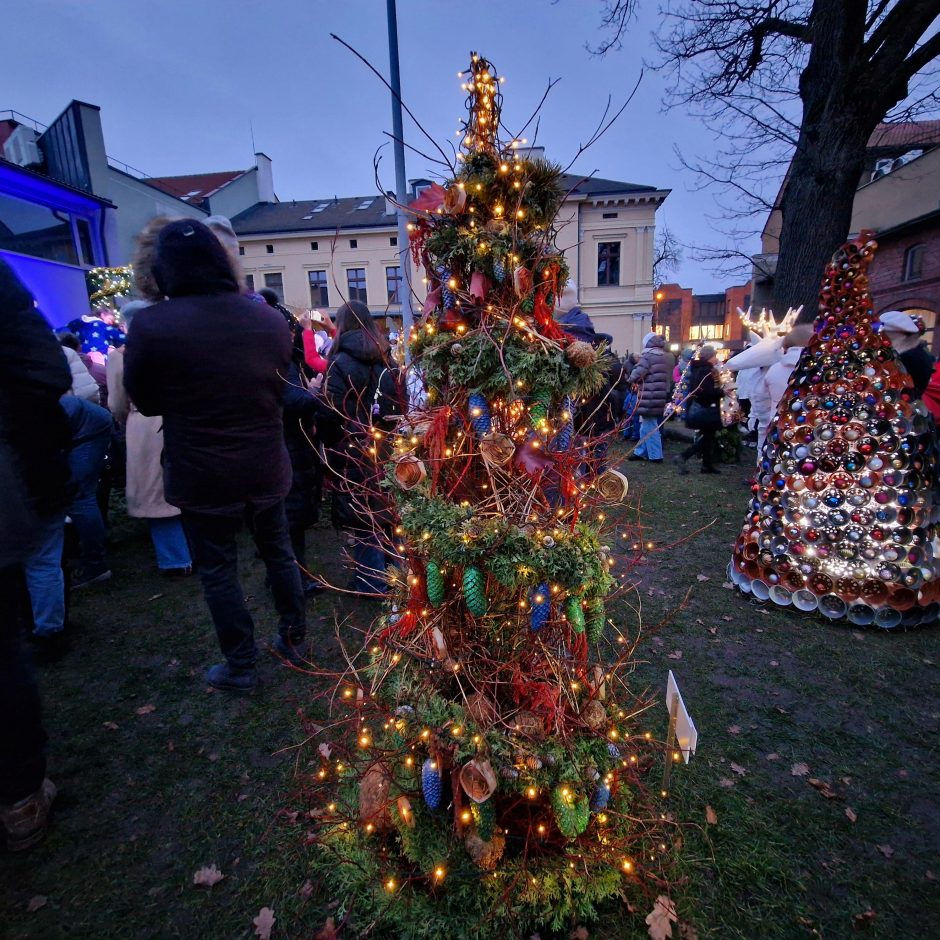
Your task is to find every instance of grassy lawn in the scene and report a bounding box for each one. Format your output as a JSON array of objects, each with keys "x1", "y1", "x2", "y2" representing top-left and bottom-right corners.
[{"x1": 2, "y1": 439, "x2": 937, "y2": 938}]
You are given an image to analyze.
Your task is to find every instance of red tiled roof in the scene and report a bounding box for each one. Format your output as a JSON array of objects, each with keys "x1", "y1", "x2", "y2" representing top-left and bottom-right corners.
[
  {"x1": 868, "y1": 121, "x2": 940, "y2": 150},
  {"x1": 145, "y1": 170, "x2": 246, "y2": 203}
]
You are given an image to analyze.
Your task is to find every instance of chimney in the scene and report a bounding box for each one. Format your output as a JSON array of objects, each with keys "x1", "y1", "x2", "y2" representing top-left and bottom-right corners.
[
  {"x1": 253, "y1": 152, "x2": 275, "y2": 203},
  {"x1": 385, "y1": 190, "x2": 398, "y2": 215}
]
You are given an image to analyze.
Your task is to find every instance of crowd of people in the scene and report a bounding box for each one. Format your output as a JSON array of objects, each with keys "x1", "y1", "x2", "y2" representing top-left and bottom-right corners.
[
  {"x1": 0, "y1": 215, "x2": 408, "y2": 851},
  {"x1": 3, "y1": 211, "x2": 938, "y2": 853}
]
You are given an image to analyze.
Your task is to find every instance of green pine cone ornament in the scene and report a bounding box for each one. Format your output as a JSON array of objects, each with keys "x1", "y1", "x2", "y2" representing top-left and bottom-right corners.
[
  {"x1": 586, "y1": 599, "x2": 605, "y2": 644},
  {"x1": 426, "y1": 561, "x2": 445, "y2": 607},
  {"x1": 551, "y1": 784, "x2": 590, "y2": 839},
  {"x1": 463, "y1": 566, "x2": 488, "y2": 617},
  {"x1": 529, "y1": 389, "x2": 552, "y2": 429},
  {"x1": 565, "y1": 596, "x2": 586, "y2": 634},
  {"x1": 471, "y1": 799, "x2": 495, "y2": 841}
]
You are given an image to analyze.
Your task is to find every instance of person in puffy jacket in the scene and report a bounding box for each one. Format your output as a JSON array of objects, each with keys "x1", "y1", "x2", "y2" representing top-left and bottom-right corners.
[
  {"x1": 123, "y1": 219, "x2": 306, "y2": 690},
  {"x1": 318, "y1": 300, "x2": 403, "y2": 593},
  {"x1": 628, "y1": 331, "x2": 673, "y2": 462},
  {"x1": 60, "y1": 342, "x2": 100, "y2": 403}
]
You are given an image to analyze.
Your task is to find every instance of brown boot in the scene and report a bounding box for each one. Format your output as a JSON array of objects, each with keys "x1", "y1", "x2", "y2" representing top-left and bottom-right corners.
[{"x1": 1, "y1": 778, "x2": 57, "y2": 851}]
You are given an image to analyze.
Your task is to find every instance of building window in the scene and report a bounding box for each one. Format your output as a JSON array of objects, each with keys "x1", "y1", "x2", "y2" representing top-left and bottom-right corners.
[
  {"x1": 688, "y1": 324, "x2": 725, "y2": 341},
  {"x1": 350, "y1": 239, "x2": 358, "y2": 249},
  {"x1": 75, "y1": 217, "x2": 95, "y2": 265},
  {"x1": 602, "y1": 212, "x2": 618, "y2": 219},
  {"x1": 246, "y1": 273, "x2": 254, "y2": 290},
  {"x1": 597, "y1": 241, "x2": 620, "y2": 286},
  {"x1": 265, "y1": 244, "x2": 274, "y2": 254},
  {"x1": 654, "y1": 325, "x2": 670, "y2": 340},
  {"x1": 310, "y1": 241, "x2": 319, "y2": 251},
  {"x1": 390, "y1": 236, "x2": 397, "y2": 247},
  {"x1": 263, "y1": 272, "x2": 283, "y2": 300},
  {"x1": 386, "y1": 266, "x2": 402, "y2": 304},
  {"x1": 0, "y1": 191, "x2": 80, "y2": 266},
  {"x1": 238, "y1": 246, "x2": 245, "y2": 255},
  {"x1": 903, "y1": 244, "x2": 925, "y2": 281},
  {"x1": 308, "y1": 270, "x2": 329, "y2": 307},
  {"x1": 347, "y1": 267, "x2": 367, "y2": 303}
]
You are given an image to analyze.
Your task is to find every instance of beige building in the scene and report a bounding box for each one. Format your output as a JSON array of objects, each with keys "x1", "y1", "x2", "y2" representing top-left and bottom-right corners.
[{"x1": 231, "y1": 164, "x2": 669, "y2": 356}]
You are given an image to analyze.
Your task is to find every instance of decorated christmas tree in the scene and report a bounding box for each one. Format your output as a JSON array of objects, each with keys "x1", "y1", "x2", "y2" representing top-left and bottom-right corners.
[
  {"x1": 730, "y1": 233, "x2": 940, "y2": 627},
  {"x1": 304, "y1": 53, "x2": 675, "y2": 936}
]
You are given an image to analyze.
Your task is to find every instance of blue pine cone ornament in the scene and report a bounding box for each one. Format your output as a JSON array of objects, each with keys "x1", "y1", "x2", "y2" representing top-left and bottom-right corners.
[
  {"x1": 493, "y1": 259, "x2": 506, "y2": 283},
  {"x1": 421, "y1": 757, "x2": 442, "y2": 810},
  {"x1": 550, "y1": 396, "x2": 574, "y2": 453},
  {"x1": 590, "y1": 781, "x2": 611, "y2": 812},
  {"x1": 441, "y1": 269, "x2": 457, "y2": 309},
  {"x1": 468, "y1": 393, "x2": 492, "y2": 435},
  {"x1": 530, "y1": 582, "x2": 550, "y2": 632}
]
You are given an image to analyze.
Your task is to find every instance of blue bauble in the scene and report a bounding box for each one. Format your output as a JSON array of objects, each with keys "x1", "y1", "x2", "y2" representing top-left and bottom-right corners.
[
  {"x1": 421, "y1": 757, "x2": 442, "y2": 810},
  {"x1": 551, "y1": 396, "x2": 574, "y2": 453},
  {"x1": 530, "y1": 582, "x2": 550, "y2": 632},
  {"x1": 590, "y1": 782, "x2": 611, "y2": 811},
  {"x1": 468, "y1": 393, "x2": 492, "y2": 435}
]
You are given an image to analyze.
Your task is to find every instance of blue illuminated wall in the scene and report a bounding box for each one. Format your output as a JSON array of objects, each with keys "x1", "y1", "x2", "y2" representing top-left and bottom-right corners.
[{"x1": 0, "y1": 159, "x2": 111, "y2": 327}]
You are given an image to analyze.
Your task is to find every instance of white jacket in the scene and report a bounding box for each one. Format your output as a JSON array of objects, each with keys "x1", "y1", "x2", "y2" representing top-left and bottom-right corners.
[{"x1": 63, "y1": 346, "x2": 100, "y2": 404}]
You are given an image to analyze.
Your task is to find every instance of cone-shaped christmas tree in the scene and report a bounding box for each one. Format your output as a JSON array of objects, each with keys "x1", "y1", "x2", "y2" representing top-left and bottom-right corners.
[
  {"x1": 304, "y1": 54, "x2": 673, "y2": 937},
  {"x1": 730, "y1": 233, "x2": 940, "y2": 628}
]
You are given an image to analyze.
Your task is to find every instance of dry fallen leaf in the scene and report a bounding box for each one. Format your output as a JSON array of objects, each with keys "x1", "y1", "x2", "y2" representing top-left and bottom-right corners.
[
  {"x1": 314, "y1": 916, "x2": 338, "y2": 940},
  {"x1": 769, "y1": 660, "x2": 780, "y2": 667},
  {"x1": 730, "y1": 762, "x2": 747, "y2": 776},
  {"x1": 876, "y1": 844, "x2": 894, "y2": 859},
  {"x1": 318, "y1": 742, "x2": 332, "y2": 760},
  {"x1": 147, "y1": 593, "x2": 165, "y2": 602},
  {"x1": 646, "y1": 895, "x2": 678, "y2": 940},
  {"x1": 696, "y1": 574, "x2": 710, "y2": 582},
  {"x1": 208, "y1": 752, "x2": 220, "y2": 762},
  {"x1": 102, "y1": 721, "x2": 119, "y2": 731},
  {"x1": 193, "y1": 864, "x2": 225, "y2": 887},
  {"x1": 705, "y1": 805, "x2": 718, "y2": 825},
  {"x1": 253, "y1": 906, "x2": 276, "y2": 939},
  {"x1": 667, "y1": 650, "x2": 683, "y2": 660},
  {"x1": 925, "y1": 870, "x2": 935, "y2": 881},
  {"x1": 720, "y1": 615, "x2": 733, "y2": 622},
  {"x1": 708, "y1": 627, "x2": 718, "y2": 636},
  {"x1": 791, "y1": 762, "x2": 810, "y2": 777},
  {"x1": 679, "y1": 924, "x2": 700, "y2": 940},
  {"x1": 720, "y1": 582, "x2": 734, "y2": 590},
  {"x1": 299, "y1": 880, "x2": 314, "y2": 900},
  {"x1": 569, "y1": 927, "x2": 589, "y2": 940},
  {"x1": 728, "y1": 725, "x2": 741, "y2": 735},
  {"x1": 26, "y1": 895, "x2": 47, "y2": 913},
  {"x1": 135, "y1": 704, "x2": 156, "y2": 716},
  {"x1": 719, "y1": 778, "x2": 735, "y2": 788},
  {"x1": 845, "y1": 807, "x2": 857, "y2": 823},
  {"x1": 766, "y1": 753, "x2": 780, "y2": 761},
  {"x1": 852, "y1": 910, "x2": 877, "y2": 930},
  {"x1": 808, "y1": 778, "x2": 837, "y2": 799}
]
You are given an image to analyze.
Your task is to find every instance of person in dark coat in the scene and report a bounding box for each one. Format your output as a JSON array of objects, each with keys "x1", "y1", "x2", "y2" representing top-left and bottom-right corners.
[
  {"x1": 675, "y1": 345, "x2": 724, "y2": 475},
  {"x1": 123, "y1": 219, "x2": 306, "y2": 690},
  {"x1": 0, "y1": 260, "x2": 70, "y2": 850},
  {"x1": 318, "y1": 301, "x2": 403, "y2": 593},
  {"x1": 628, "y1": 331, "x2": 673, "y2": 462},
  {"x1": 879, "y1": 311, "x2": 935, "y2": 397}
]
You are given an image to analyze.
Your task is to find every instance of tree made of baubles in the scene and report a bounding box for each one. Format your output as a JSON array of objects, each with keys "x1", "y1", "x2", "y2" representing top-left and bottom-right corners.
[
  {"x1": 305, "y1": 54, "x2": 673, "y2": 937},
  {"x1": 730, "y1": 233, "x2": 940, "y2": 628}
]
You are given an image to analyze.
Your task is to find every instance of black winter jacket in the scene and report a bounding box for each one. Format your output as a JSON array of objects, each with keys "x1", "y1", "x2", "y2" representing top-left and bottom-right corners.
[
  {"x1": 0, "y1": 260, "x2": 71, "y2": 565},
  {"x1": 124, "y1": 220, "x2": 293, "y2": 516}
]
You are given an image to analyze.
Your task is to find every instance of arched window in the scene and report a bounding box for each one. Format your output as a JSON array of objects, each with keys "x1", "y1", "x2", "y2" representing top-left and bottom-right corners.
[{"x1": 903, "y1": 244, "x2": 926, "y2": 281}]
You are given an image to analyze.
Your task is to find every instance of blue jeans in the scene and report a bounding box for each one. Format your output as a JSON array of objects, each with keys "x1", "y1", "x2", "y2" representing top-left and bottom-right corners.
[
  {"x1": 352, "y1": 537, "x2": 387, "y2": 594},
  {"x1": 633, "y1": 416, "x2": 663, "y2": 460},
  {"x1": 147, "y1": 517, "x2": 192, "y2": 571},
  {"x1": 22, "y1": 513, "x2": 66, "y2": 637},
  {"x1": 68, "y1": 431, "x2": 110, "y2": 574},
  {"x1": 182, "y1": 501, "x2": 305, "y2": 669}
]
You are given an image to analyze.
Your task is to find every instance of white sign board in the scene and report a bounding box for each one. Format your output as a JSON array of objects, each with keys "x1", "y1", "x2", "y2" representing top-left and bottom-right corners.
[{"x1": 666, "y1": 670, "x2": 698, "y2": 764}]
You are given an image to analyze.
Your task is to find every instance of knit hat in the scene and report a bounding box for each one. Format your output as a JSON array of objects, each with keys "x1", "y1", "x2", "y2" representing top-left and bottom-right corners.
[
  {"x1": 699, "y1": 345, "x2": 717, "y2": 361},
  {"x1": 642, "y1": 331, "x2": 657, "y2": 348},
  {"x1": 203, "y1": 215, "x2": 240, "y2": 256}
]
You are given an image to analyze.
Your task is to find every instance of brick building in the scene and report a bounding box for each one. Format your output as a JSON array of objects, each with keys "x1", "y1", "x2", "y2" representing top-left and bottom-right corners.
[
  {"x1": 654, "y1": 282, "x2": 750, "y2": 354},
  {"x1": 866, "y1": 209, "x2": 940, "y2": 353}
]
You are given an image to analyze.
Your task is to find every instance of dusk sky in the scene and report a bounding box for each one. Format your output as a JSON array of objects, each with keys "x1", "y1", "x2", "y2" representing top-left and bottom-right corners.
[{"x1": 6, "y1": 0, "x2": 768, "y2": 291}]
